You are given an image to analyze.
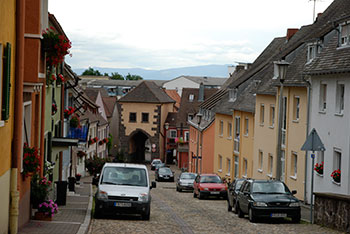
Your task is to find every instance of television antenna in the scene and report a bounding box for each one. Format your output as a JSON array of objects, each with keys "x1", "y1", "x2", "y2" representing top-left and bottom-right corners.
[{"x1": 309, "y1": 0, "x2": 323, "y2": 22}]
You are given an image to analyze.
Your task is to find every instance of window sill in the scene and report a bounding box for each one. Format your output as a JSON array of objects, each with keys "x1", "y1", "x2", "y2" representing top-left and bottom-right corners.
[
  {"x1": 267, "y1": 174, "x2": 273, "y2": 178},
  {"x1": 318, "y1": 110, "x2": 326, "y2": 114},
  {"x1": 334, "y1": 112, "x2": 343, "y2": 117},
  {"x1": 269, "y1": 125, "x2": 274, "y2": 129},
  {"x1": 242, "y1": 175, "x2": 247, "y2": 179},
  {"x1": 226, "y1": 173, "x2": 230, "y2": 177},
  {"x1": 315, "y1": 172, "x2": 323, "y2": 177},
  {"x1": 219, "y1": 135, "x2": 223, "y2": 138},
  {"x1": 292, "y1": 119, "x2": 299, "y2": 123},
  {"x1": 258, "y1": 169, "x2": 263, "y2": 173},
  {"x1": 332, "y1": 180, "x2": 341, "y2": 186},
  {"x1": 218, "y1": 169, "x2": 222, "y2": 173},
  {"x1": 0, "y1": 121, "x2": 4, "y2": 127},
  {"x1": 289, "y1": 175, "x2": 297, "y2": 181},
  {"x1": 259, "y1": 123, "x2": 264, "y2": 127},
  {"x1": 243, "y1": 134, "x2": 248, "y2": 138},
  {"x1": 227, "y1": 137, "x2": 232, "y2": 140}
]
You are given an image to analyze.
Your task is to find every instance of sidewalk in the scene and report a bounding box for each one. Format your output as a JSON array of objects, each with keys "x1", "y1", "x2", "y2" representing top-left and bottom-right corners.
[{"x1": 19, "y1": 176, "x2": 93, "y2": 234}]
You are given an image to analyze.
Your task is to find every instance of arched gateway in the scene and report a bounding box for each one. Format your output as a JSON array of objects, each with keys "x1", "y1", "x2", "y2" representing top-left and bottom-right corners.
[{"x1": 128, "y1": 129, "x2": 151, "y2": 163}]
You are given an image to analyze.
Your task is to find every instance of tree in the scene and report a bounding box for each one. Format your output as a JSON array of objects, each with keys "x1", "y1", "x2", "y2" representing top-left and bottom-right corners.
[
  {"x1": 81, "y1": 67, "x2": 102, "y2": 76},
  {"x1": 125, "y1": 73, "x2": 143, "y2": 80},
  {"x1": 110, "y1": 72, "x2": 124, "y2": 80}
]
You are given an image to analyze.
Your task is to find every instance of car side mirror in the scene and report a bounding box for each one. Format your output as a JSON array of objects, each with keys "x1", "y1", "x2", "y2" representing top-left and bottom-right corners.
[
  {"x1": 292, "y1": 190, "x2": 297, "y2": 195},
  {"x1": 151, "y1": 181, "x2": 156, "y2": 189}
]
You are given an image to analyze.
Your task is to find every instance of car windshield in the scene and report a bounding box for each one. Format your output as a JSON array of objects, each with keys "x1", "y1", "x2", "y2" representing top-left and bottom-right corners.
[
  {"x1": 252, "y1": 182, "x2": 290, "y2": 194},
  {"x1": 153, "y1": 160, "x2": 161, "y2": 164},
  {"x1": 159, "y1": 167, "x2": 171, "y2": 174},
  {"x1": 235, "y1": 180, "x2": 244, "y2": 191},
  {"x1": 200, "y1": 175, "x2": 222, "y2": 183},
  {"x1": 180, "y1": 173, "x2": 196, "y2": 180},
  {"x1": 101, "y1": 167, "x2": 148, "y2": 187}
]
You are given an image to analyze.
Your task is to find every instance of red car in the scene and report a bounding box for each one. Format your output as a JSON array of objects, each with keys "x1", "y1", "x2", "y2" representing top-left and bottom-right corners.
[{"x1": 193, "y1": 174, "x2": 227, "y2": 199}]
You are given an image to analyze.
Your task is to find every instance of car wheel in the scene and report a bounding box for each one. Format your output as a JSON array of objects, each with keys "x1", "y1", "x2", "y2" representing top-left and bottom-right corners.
[
  {"x1": 248, "y1": 207, "x2": 256, "y2": 223},
  {"x1": 178, "y1": 188, "x2": 182, "y2": 192},
  {"x1": 292, "y1": 215, "x2": 301, "y2": 223},
  {"x1": 193, "y1": 191, "x2": 197, "y2": 198},
  {"x1": 199, "y1": 192, "x2": 204, "y2": 199},
  {"x1": 176, "y1": 186, "x2": 179, "y2": 191},
  {"x1": 237, "y1": 203, "x2": 244, "y2": 218},
  {"x1": 233, "y1": 201, "x2": 238, "y2": 214},
  {"x1": 141, "y1": 210, "x2": 150, "y2": 221},
  {"x1": 94, "y1": 206, "x2": 102, "y2": 219},
  {"x1": 227, "y1": 200, "x2": 232, "y2": 212}
]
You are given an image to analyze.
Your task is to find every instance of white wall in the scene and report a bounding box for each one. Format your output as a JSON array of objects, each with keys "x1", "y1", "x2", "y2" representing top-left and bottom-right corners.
[
  {"x1": 306, "y1": 73, "x2": 350, "y2": 203},
  {"x1": 163, "y1": 77, "x2": 199, "y2": 96}
]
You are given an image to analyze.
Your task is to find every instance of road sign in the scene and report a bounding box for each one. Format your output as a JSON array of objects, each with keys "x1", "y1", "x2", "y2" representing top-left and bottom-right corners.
[{"x1": 301, "y1": 128, "x2": 325, "y2": 152}]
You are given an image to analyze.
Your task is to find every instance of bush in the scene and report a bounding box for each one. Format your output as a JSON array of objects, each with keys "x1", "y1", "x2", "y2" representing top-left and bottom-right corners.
[{"x1": 85, "y1": 156, "x2": 111, "y2": 176}]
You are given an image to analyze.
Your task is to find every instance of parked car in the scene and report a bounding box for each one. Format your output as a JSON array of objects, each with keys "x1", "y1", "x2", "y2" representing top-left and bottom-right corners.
[
  {"x1": 193, "y1": 174, "x2": 227, "y2": 199},
  {"x1": 176, "y1": 172, "x2": 197, "y2": 192},
  {"x1": 151, "y1": 159, "x2": 162, "y2": 170},
  {"x1": 236, "y1": 179, "x2": 301, "y2": 223},
  {"x1": 94, "y1": 163, "x2": 156, "y2": 220},
  {"x1": 227, "y1": 178, "x2": 245, "y2": 213},
  {"x1": 155, "y1": 167, "x2": 174, "y2": 182}
]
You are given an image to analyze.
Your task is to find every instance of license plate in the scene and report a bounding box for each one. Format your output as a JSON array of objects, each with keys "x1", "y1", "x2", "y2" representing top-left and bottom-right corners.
[
  {"x1": 211, "y1": 191, "x2": 220, "y2": 195},
  {"x1": 164, "y1": 177, "x2": 169, "y2": 179},
  {"x1": 114, "y1": 202, "x2": 131, "y2": 207},
  {"x1": 270, "y1": 213, "x2": 287, "y2": 218}
]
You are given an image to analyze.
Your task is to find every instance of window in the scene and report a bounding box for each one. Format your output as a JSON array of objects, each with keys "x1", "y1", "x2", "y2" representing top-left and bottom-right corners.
[
  {"x1": 234, "y1": 117, "x2": 240, "y2": 152},
  {"x1": 307, "y1": 44, "x2": 316, "y2": 62},
  {"x1": 269, "y1": 105, "x2": 275, "y2": 127},
  {"x1": 293, "y1": 96, "x2": 300, "y2": 120},
  {"x1": 268, "y1": 154, "x2": 273, "y2": 176},
  {"x1": 335, "y1": 83, "x2": 345, "y2": 114},
  {"x1": 188, "y1": 113, "x2": 194, "y2": 121},
  {"x1": 142, "y1": 113, "x2": 149, "y2": 122},
  {"x1": 226, "y1": 158, "x2": 231, "y2": 175},
  {"x1": 319, "y1": 83, "x2": 327, "y2": 112},
  {"x1": 333, "y1": 149, "x2": 341, "y2": 172},
  {"x1": 169, "y1": 130, "x2": 177, "y2": 138},
  {"x1": 229, "y1": 88, "x2": 237, "y2": 102},
  {"x1": 129, "y1": 112, "x2": 136, "y2": 122},
  {"x1": 184, "y1": 131, "x2": 189, "y2": 142},
  {"x1": 219, "y1": 120, "x2": 223, "y2": 136},
  {"x1": 228, "y1": 122, "x2": 232, "y2": 138},
  {"x1": 281, "y1": 150, "x2": 285, "y2": 182},
  {"x1": 260, "y1": 104, "x2": 265, "y2": 125},
  {"x1": 189, "y1": 94, "x2": 194, "y2": 102},
  {"x1": 282, "y1": 97, "x2": 287, "y2": 147},
  {"x1": 219, "y1": 155, "x2": 222, "y2": 171},
  {"x1": 291, "y1": 152, "x2": 297, "y2": 178},
  {"x1": 340, "y1": 23, "x2": 350, "y2": 46},
  {"x1": 244, "y1": 118, "x2": 249, "y2": 136},
  {"x1": 317, "y1": 151, "x2": 324, "y2": 165},
  {"x1": 243, "y1": 159, "x2": 248, "y2": 177},
  {"x1": 234, "y1": 156, "x2": 239, "y2": 178},
  {"x1": 258, "y1": 151, "x2": 263, "y2": 171}
]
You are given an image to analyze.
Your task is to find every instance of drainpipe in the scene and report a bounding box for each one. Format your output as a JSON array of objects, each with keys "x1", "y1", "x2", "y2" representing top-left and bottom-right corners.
[
  {"x1": 10, "y1": 0, "x2": 25, "y2": 233},
  {"x1": 304, "y1": 76, "x2": 312, "y2": 203}
]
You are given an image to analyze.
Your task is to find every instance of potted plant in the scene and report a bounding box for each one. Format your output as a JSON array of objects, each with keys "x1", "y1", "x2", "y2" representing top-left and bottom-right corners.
[
  {"x1": 70, "y1": 115, "x2": 80, "y2": 128},
  {"x1": 35, "y1": 200, "x2": 58, "y2": 221},
  {"x1": 23, "y1": 143, "x2": 40, "y2": 177},
  {"x1": 314, "y1": 161, "x2": 324, "y2": 175},
  {"x1": 331, "y1": 169, "x2": 341, "y2": 183},
  {"x1": 57, "y1": 74, "x2": 65, "y2": 84},
  {"x1": 64, "y1": 106, "x2": 75, "y2": 119},
  {"x1": 30, "y1": 174, "x2": 52, "y2": 208},
  {"x1": 75, "y1": 173, "x2": 82, "y2": 182},
  {"x1": 51, "y1": 102, "x2": 57, "y2": 116}
]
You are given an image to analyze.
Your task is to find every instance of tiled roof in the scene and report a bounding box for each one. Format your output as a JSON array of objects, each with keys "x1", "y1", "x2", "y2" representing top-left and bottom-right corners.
[
  {"x1": 177, "y1": 88, "x2": 218, "y2": 128},
  {"x1": 118, "y1": 81, "x2": 175, "y2": 103},
  {"x1": 165, "y1": 90, "x2": 181, "y2": 109},
  {"x1": 165, "y1": 112, "x2": 178, "y2": 127},
  {"x1": 80, "y1": 110, "x2": 108, "y2": 126},
  {"x1": 102, "y1": 96, "x2": 116, "y2": 118},
  {"x1": 166, "y1": 76, "x2": 227, "y2": 86},
  {"x1": 79, "y1": 79, "x2": 166, "y2": 87}
]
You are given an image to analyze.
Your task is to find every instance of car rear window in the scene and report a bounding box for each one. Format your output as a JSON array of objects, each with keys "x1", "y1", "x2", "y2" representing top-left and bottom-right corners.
[
  {"x1": 101, "y1": 167, "x2": 148, "y2": 187},
  {"x1": 235, "y1": 180, "x2": 244, "y2": 191},
  {"x1": 200, "y1": 175, "x2": 222, "y2": 183},
  {"x1": 159, "y1": 167, "x2": 171, "y2": 173},
  {"x1": 180, "y1": 173, "x2": 196, "y2": 179}
]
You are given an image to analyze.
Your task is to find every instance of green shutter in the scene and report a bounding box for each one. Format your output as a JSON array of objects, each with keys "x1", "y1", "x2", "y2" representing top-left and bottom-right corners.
[{"x1": 2, "y1": 43, "x2": 11, "y2": 120}]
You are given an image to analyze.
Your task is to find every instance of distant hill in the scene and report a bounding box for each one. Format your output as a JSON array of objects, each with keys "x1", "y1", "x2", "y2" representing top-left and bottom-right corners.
[{"x1": 73, "y1": 64, "x2": 231, "y2": 80}]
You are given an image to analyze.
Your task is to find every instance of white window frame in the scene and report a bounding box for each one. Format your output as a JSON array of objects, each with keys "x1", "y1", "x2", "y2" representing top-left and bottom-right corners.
[
  {"x1": 226, "y1": 158, "x2": 231, "y2": 176},
  {"x1": 294, "y1": 96, "x2": 300, "y2": 121},
  {"x1": 234, "y1": 156, "x2": 239, "y2": 178},
  {"x1": 244, "y1": 118, "x2": 249, "y2": 136},
  {"x1": 335, "y1": 82, "x2": 345, "y2": 115},
  {"x1": 268, "y1": 154, "x2": 273, "y2": 177},
  {"x1": 290, "y1": 152, "x2": 297, "y2": 179},
  {"x1": 340, "y1": 22, "x2": 350, "y2": 47},
  {"x1": 228, "y1": 122, "x2": 232, "y2": 139},
  {"x1": 219, "y1": 120, "x2": 224, "y2": 136},
  {"x1": 319, "y1": 82, "x2": 327, "y2": 112},
  {"x1": 184, "y1": 131, "x2": 189, "y2": 142},
  {"x1": 260, "y1": 104, "x2": 265, "y2": 125},
  {"x1": 333, "y1": 149, "x2": 342, "y2": 172},
  {"x1": 189, "y1": 94, "x2": 194, "y2": 102},
  {"x1": 218, "y1": 155, "x2": 222, "y2": 172},
  {"x1": 243, "y1": 158, "x2": 248, "y2": 177},
  {"x1": 169, "y1": 130, "x2": 177, "y2": 139},
  {"x1": 258, "y1": 150, "x2": 263, "y2": 172},
  {"x1": 269, "y1": 105, "x2": 275, "y2": 128}
]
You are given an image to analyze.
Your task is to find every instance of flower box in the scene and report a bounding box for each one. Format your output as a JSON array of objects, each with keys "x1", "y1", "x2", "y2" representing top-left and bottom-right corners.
[{"x1": 34, "y1": 211, "x2": 52, "y2": 221}]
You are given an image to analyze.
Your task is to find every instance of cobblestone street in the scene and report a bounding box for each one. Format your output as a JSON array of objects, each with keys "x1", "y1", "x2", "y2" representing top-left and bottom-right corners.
[{"x1": 88, "y1": 166, "x2": 341, "y2": 234}]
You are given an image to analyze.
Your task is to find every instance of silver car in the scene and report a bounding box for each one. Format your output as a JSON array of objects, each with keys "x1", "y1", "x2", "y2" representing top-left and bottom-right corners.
[{"x1": 176, "y1": 172, "x2": 197, "y2": 192}]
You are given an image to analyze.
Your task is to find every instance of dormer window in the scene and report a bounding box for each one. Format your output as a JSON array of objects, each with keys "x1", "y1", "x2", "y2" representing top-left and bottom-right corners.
[
  {"x1": 340, "y1": 22, "x2": 350, "y2": 47},
  {"x1": 189, "y1": 94, "x2": 194, "y2": 102},
  {"x1": 229, "y1": 88, "x2": 237, "y2": 102},
  {"x1": 307, "y1": 42, "x2": 322, "y2": 63}
]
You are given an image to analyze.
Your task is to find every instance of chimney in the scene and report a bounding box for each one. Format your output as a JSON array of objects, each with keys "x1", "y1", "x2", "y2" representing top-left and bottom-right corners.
[
  {"x1": 198, "y1": 82, "x2": 204, "y2": 102},
  {"x1": 286, "y1": 28, "x2": 299, "y2": 41}
]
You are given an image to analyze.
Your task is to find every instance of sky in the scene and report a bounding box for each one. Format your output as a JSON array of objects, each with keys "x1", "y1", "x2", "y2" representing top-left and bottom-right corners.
[{"x1": 49, "y1": 0, "x2": 333, "y2": 70}]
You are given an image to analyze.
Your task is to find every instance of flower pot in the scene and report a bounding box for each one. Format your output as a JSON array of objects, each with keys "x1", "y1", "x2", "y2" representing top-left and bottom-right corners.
[
  {"x1": 34, "y1": 211, "x2": 52, "y2": 221},
  {"x1": 76, "y1": 175, "x2": 81, "y2": 182}
]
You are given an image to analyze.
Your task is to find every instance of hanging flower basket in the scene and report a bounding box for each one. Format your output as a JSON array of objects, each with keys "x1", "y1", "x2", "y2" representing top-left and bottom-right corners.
[
  {"x1": 331, "y1": 169, "x2": 341, "y2": 183},
  {"x1": 64, "y1": 106, "x2": 75, "y2": 119},
  {"x1": 52, "y1": 102, "x2": 57, "y2": 116},
  {"x1": 57, "y1": 74, "x2": 65, "y2": 84},
  {"x1": 23, "y1": 143, "x2": 40, "y2": 177}
]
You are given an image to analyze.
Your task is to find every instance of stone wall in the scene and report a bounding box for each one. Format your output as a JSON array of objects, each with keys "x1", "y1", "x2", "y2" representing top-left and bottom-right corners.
[{"x1": 314, "y1": 192, "x2": 350, "y2": 233}]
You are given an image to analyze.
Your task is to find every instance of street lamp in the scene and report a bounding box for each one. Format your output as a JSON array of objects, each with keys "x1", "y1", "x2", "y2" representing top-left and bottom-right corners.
[
  {"x1": 195, "y1": 113, "x2": 202, "y2": 174},
  {"x1": 274, "y1": 60, "x2": 289, "y2": 181},
  {"x1": 164, "y1": 122, "x2": 169, "y2": 163}
]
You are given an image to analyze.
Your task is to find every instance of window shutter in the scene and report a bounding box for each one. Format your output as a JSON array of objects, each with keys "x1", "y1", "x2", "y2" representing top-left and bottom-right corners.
[{"x1": 2, "y1": 43, "x2": 11, "y2": 120}]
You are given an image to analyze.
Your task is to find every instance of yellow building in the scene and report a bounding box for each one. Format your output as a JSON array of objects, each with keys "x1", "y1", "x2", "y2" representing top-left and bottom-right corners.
[{"x1": 0, "y1": 0, "x2": 16, "y2": 232}]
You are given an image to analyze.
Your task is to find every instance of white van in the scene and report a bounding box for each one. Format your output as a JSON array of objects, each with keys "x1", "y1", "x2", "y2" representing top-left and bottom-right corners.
[{"x1": 94, "y1": 163, "x2": 156, "y2": 220}]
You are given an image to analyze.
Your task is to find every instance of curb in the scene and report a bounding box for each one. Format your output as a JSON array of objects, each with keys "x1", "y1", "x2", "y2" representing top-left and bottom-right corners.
[{"x1": 77, "y1": 182, "x2": 93, "y2": 234}]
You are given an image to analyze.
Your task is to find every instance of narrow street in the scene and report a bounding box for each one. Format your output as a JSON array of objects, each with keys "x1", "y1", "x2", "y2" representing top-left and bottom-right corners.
[{"x1": 88, "y1": 165, "x2": 340, "y2": 234}]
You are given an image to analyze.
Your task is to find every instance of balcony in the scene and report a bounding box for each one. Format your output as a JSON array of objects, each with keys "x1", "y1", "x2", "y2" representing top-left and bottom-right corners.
[{"x1": 67, "y1": 125, "x2": 88, "y2": 142}]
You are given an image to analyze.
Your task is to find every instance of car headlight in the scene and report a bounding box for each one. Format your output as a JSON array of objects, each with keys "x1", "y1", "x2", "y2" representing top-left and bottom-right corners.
[
  {"x1": 170, "y1": 175, "x2": 174, "y2": 177},
  {"x1": 96, "y1": 190, "x2": 108, "y2": 200},
  {"x1": 204, "y1": 187, "x2": 209, "y2": 191},
  {"x1": 159, "y1": 175, "x2": 164, "y2": 177},
  {"x1": 253, "y1": 201, "x2": 267, "y2": 207},
  {"x1": 220, "y1": 187, "x2": 226, "y2": 191},
  {"x1": 289, "y1": 202, "x2": 300, "y2": 207},
  {"x1": 138, "y1": 193, "x2": 149, "y2": 202}
]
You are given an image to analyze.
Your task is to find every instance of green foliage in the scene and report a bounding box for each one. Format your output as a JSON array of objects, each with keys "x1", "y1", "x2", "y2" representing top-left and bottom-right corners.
[
  {"x1": 82, "y1": 67, "x2": 102, "y2": 76},
  {"x1": 106, "y1": 133, "x2": 113, "y2": 153},
  {"x1": 125, "y1": 73, "x2": 143, "y2": 80},
  {"x1": 85, "y1": 156, "x2": 111, "y2": 176},
  {"x1": 110, "y1": 72, "x2": 124, "y2": 80},
  {"x1": 31, "y1": 174, "x2": 52, "y2": 207}
]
